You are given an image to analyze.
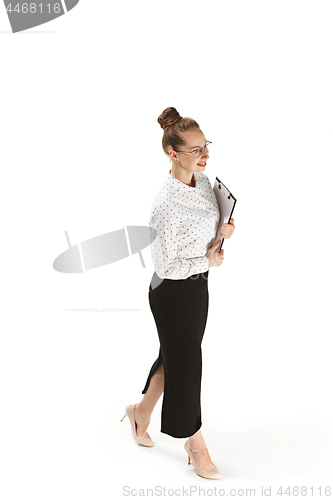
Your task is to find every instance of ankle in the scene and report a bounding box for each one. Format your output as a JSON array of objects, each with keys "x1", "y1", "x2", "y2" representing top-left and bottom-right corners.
[
  {"x1": 189, "y1": 443, "x2": 207, "y2": 453},
  {"x1": 135, "y1": 403, "x2": 151, "y2": 421},
  {"x1": 188, "y1": 436, "x2": 206, "y2": 452}
]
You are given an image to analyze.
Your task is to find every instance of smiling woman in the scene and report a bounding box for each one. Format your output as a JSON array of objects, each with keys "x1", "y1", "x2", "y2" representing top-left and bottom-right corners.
[
  {"x1": 121, "y1": 107, "x2": 228, "y2": 480},
  {"x1": 158, "y1": 108, "x2": 212, "y2": 187}
]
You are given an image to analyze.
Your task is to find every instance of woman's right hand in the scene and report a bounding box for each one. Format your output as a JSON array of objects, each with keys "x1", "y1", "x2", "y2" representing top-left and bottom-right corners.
[{"x1": 205, "y1": 241, "x2": 224, "y2": 267}]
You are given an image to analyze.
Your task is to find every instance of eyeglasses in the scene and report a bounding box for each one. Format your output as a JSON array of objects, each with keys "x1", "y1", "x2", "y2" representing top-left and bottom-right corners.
[{"x1": 174, "y1": 141, "x2": 212, "y2": 159}]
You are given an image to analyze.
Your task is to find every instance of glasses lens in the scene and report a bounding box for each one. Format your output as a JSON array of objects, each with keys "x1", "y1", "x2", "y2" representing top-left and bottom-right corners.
[{"x1": 192, "y1": 143, "x2": 211, "y2": 158}]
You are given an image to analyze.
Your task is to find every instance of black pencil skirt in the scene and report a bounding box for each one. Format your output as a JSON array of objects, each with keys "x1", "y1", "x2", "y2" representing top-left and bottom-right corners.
[{"x1": 142, "y1": 269, "x2": 210, "y2": 439}]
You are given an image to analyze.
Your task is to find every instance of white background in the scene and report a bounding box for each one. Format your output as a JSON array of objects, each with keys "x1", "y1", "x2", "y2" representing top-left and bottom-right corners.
[{"x1": 0, "y1": 1, "x2": 332, "y2": 498}]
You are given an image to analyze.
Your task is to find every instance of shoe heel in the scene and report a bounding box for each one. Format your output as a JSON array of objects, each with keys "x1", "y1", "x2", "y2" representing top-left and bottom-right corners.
[
  {"x1": 188, "y1": 455, "x2": 191, "y2": 465},
  {"x1": 120, "y1": 414, "x2": 127, "y2": 422}
]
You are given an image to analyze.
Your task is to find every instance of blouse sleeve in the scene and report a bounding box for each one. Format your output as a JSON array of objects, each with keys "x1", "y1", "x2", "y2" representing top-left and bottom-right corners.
[{"x1": 149, "y1": 202, "x2": 209, "y2": 280}]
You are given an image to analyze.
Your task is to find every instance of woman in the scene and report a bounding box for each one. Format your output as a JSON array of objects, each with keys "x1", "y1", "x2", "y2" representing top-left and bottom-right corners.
[{"x1": 121, "y1": 107, "x2": 235, "y2": 480}]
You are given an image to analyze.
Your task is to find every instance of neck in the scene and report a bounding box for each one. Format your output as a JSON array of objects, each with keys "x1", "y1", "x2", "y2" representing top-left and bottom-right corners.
[{"x1": 169, "y1": 166, "x2": 196, "y2": 187}]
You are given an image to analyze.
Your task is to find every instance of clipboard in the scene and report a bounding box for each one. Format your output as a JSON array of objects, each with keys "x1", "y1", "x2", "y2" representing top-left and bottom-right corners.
[{"x1": 212, "y1": 176, "x2": 237, "y2": 253}]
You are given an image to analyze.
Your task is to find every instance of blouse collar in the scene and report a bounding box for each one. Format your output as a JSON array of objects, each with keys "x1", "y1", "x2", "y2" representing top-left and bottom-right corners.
[{"x1": 168, "y1": 169, "x2": 197, "y2": 190}]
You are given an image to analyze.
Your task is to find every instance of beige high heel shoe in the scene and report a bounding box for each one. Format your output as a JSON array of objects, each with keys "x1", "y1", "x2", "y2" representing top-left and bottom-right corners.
[
  {"x1": 120, "y1": 403, "x2": 154, "y2": 447},
  {"x1": 184, "y1": 439, "x2": 221, "y2": 480}
]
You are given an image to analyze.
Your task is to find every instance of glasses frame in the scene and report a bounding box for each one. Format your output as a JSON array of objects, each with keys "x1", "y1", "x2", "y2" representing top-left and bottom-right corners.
[{"x1": 174, "y1": 141, "x2": 212, "y2": 159}]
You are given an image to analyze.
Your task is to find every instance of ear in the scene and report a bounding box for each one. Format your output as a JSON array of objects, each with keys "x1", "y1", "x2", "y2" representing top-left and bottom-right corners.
[{"x1": 169, "y1": 149, "x2": 178, "y2": 161}]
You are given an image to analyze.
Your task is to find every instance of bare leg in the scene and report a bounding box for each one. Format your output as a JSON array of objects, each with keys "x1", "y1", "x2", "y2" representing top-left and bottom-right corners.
[
  {"x1": 134, "y1": 362, "x2": 164, "y2": 437},
  {"x1": 188, "y1": 429, "x2": 214, "y2": 469},
  {"x1": 135, "y1": 363, "x2": 214, "y2": 470}
]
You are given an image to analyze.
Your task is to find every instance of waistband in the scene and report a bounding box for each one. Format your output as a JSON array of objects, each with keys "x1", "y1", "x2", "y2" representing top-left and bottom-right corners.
[{"x1": 150, "y1": 270, "x2": 209, "y2": 291}]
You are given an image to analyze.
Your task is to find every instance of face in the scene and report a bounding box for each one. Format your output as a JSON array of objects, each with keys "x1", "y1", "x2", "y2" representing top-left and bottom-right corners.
[{"x1": 169, "y1": 129, "x2": 209, "y2": 174}]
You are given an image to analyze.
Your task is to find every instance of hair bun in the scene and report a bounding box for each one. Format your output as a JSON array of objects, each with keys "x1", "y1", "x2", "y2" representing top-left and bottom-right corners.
[{"x1": 157, "y1": 107, "x2": 182, "y2": 131}]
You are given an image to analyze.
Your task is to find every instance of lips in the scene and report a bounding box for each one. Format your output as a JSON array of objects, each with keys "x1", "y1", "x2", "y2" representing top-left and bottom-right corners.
[{"x1": 197, "y1": 161, "x2": 207, "y2": 167}]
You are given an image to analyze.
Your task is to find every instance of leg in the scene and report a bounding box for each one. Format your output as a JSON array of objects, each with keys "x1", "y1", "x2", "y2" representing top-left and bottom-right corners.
[
  {"x1": 144, "y1": 270, "x2": 209, "y2": 439},
  {"x1": 144, "y1": 272, "x2": 209, "y2": 438},
  {"x1": 188, "y1": 428, "x2": 214, "y2": 469},
  {"x1": 135, "y1": 362, "x2": 164, "y2": 437}
]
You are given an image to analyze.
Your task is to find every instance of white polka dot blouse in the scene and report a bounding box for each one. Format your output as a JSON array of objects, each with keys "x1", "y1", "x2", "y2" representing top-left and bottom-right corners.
[{"x1": 149, "y1": 170, "x2": 221, "y2": 280}]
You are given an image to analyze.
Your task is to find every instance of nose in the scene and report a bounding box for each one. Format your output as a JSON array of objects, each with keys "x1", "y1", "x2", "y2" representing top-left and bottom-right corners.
[{"x1": 201, "y1": 148, "x2": 209, "y2": 159}]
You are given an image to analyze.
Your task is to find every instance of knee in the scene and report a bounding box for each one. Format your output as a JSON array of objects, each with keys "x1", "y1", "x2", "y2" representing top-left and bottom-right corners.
[{"x1": 155, "y1": 362, "x2": 164, "y2": 377}]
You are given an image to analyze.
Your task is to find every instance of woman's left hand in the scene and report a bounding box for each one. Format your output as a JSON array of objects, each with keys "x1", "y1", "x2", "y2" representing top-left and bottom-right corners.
[{"x1": 220, "y1": 218, "x2": 235, "y2": 239}]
